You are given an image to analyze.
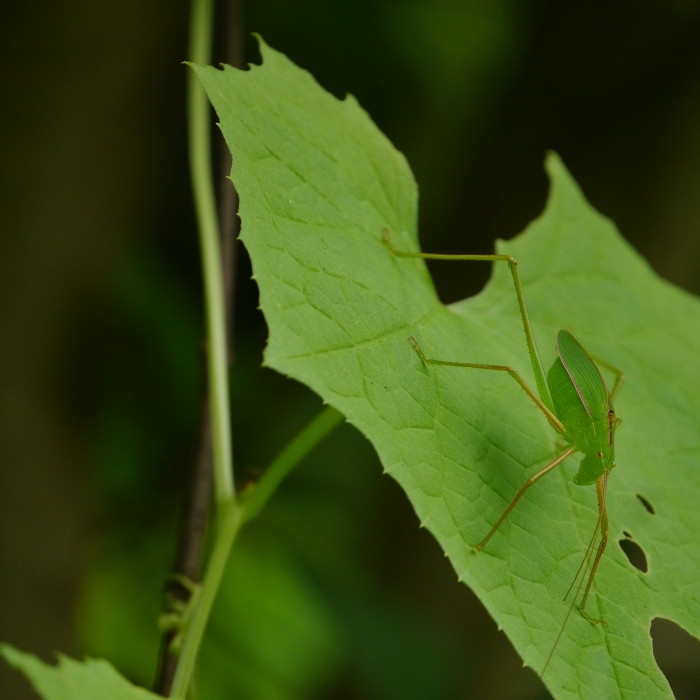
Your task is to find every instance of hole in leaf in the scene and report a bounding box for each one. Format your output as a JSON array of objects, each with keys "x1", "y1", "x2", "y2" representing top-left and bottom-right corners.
[
  {"x1": 652, "y1": 618, "x2": 700, "y2": 699},
  {"x1": 637, "y1": 493, "x2": 655, "y2": 514},
  {"x1": 618, "y1": 535, "x2": 647, "y2": 573}
]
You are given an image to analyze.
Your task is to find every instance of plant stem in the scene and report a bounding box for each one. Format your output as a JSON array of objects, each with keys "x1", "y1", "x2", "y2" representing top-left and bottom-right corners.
[
  {"x1": 240, "y1": 406, "x2": 345, "y2": 525},
  {"x1": 169, "y1": 3, "x2": 346, "y2": 696},
  {"x1": 169, "y1": 501, "x2": 242, "y2": 698},
  {"x1": 189, "y1": 0, "x2": 234, "y2": 504},
  {"x1": 156, "y1": 3, "x2": 246, "y2": 693},
  {"x1": 166, "y1": 0, "x2": 237, "y2": 695}
]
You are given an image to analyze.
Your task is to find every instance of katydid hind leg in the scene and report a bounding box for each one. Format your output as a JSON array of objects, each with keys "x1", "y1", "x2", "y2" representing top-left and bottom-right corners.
[
  {"x1": 577, "y1": 473, "x2": 609, "y2": 625},
  {"x1": 541, "y1": 473, "x2": 610, "y2": 676},
  {"x1": 476, "y1": 446, "x2": 576, "y2": 550}
]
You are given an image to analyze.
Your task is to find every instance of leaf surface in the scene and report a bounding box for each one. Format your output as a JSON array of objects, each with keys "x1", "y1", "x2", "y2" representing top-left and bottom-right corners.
[
  {"x1": 0, "y1": 645, "x2": 175, "y2": 700},
  {"x1": 192, "y1": 39, "x2": 700, "y2": 698}
]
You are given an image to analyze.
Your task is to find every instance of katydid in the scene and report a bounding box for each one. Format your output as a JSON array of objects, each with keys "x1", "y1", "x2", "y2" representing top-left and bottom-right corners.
[{"x1": 382, "y1": 228, "x2": 624, "y2": 632}]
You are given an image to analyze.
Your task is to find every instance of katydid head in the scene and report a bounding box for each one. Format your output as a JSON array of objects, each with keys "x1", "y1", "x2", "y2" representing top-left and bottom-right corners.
[{"x1": 547, "y1": 331, "x2": 618, "y2": 485}]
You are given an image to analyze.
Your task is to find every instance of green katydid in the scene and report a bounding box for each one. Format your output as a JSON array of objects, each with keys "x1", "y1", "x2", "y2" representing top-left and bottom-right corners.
[{"x1": 382, "y1": 228, "x2": 624, "y2": 638}]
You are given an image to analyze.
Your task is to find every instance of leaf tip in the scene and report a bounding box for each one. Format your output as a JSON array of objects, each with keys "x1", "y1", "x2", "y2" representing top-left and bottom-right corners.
[{"x1": 543, "y1": 151, "x2": 582, "y2": 202}]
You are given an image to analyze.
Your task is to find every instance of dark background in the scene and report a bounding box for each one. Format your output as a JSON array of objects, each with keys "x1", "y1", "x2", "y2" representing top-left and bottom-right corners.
[{"x1": 1, "y1": 1, "x2": 699, "y2": 698}]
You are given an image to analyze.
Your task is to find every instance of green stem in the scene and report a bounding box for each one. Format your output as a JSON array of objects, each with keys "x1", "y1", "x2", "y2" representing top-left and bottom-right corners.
[
  {"x1": 188, "y1": 0, "x2": 234, "y2": 503},
  {"x1": 169, "y1": 501, "x2": 242, "y2": 698},
  {"x1": 240, "y1": 406, "x2": 345, "y2": 525},
  {"x1": 169, "y1": 0, "x2": 237, "y2": 695},
  {"x1": 172, "y1": 3, "x2": 346, "y2": 695},
  {"x1": 169, "y1": 406, "x2": 344, "y2": 697}
]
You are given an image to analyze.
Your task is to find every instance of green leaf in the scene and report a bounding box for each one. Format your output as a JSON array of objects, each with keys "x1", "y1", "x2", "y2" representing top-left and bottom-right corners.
[
  {"x1": 192, "y1": 39, "x2": 700, "y2": 698},
  {"x1": 0, "y1": 644, "x2": 175, "y2": 700}
]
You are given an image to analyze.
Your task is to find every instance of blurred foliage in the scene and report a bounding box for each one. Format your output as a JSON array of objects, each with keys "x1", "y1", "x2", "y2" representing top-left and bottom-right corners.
[{"x1": 1, "y1": 1, "x2": 699, "y2": 699}]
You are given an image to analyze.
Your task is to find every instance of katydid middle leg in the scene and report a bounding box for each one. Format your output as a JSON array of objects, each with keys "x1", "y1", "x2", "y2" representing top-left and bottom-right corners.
[{"x1": 409, "y1": 336, "x2": 573, "y2": 548}]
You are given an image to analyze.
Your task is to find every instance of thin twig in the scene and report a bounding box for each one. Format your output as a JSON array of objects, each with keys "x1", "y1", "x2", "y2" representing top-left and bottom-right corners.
[
  {"x1": 153, "y1": 397, "x2": 214, "y2": 694},
  {"x1": 217, "y1": 0, "x2": 243, "y2": 347}
]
